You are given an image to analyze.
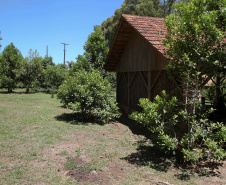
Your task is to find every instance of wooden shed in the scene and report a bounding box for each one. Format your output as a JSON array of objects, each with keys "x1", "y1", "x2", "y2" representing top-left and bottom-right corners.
[{"x1": 104, "y1": 14, "x2": 178, "y2": 113}]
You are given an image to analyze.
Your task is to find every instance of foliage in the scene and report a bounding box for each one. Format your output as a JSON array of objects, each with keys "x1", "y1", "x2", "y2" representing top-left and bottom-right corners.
[
  {"x1": 130, "y1": 91, "x2": 226, "y2": 164},
  {"x1": 0, "y1": 43, "x2": 23, "y2": 92},
  {"x1": 69, "y1": 55, "x2": 93, "y2": 74},
  {"x1": 41, "y1": 64, "x2": 68, "y2": 93},
  {"x1": 201, "y1": 85, "x2": 216, "y2": 105},
  {"x1": 57, "y1": 69, "x2": 121, "y2": 124},
  {"x1": 41, "y1": 56, "x2": 55, "y2": 69},
  {"x1": 163, "y1": 0, "x2": 226, "y2": 110},
  {"x1": 70, "y1": 26, "x2": 116, "y2": 88},
  {"x1": 66, "y1": 60, "x2": 74, "y2": 69},
  {"x1": 19, "y1": 57, "x2": 43, "y2": 93},
  {"x1": 71, "y1": 26, "x2": 109, "y2": 77},
  {"x1": 101, "y1": 0, "x2": 177, "y2": 46},
  {"x1": 83, "y1": 26, "x2": 109, "y2": 71},
  {"x1": 28, "y1": 49, "x2": 40, "y2": 61},
  {"x1": 162, "y1": 0, "x2": 178, "y2": 17},
  {"x1": 130, "y1": 91, "x2": 183, "y2": 151}
]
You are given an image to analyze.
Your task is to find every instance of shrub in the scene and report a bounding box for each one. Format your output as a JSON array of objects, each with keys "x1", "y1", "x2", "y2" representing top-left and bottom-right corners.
[
  {"x1": 130, "y1": 91, "x2": 226, "y2": 164},
  {"x1": 34, "y1": 65, "x2": 68, "y2": 93},
  {"x1": 57, "y1": 69, "x2": 121, "y2": 124}
]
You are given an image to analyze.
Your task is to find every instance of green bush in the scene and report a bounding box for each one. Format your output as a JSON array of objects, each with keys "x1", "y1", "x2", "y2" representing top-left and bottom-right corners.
[
  {"x1": 34, "y1": 65, "x2": 68, "y2": 93},
  {"x1": 57, "y1": 69, "x2": 121, "y2": 124},
  {"x1": 130, "y1": 91, "x2": 226, "y2": 164}
]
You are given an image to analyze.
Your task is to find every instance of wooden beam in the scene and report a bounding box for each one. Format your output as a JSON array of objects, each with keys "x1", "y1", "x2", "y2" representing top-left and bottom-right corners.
[
  {"x1": 128, "y1": 72, "x2": 130, "y2": 110},
  {"x1": 123, "y1": 72, "x2": 128, "y2": 84},
  {"x1": 150, "y1": 70, "x2": 162, "y2": 92},
  {"x1": 140, "y1": 71, "x2": 148, "y2": 90},
  {"x1": 128, "y1": 72, "x2": 137, "y2": 87},
  {"x1": 117, "y1": 72, "x2": 122, "y2": 85},
  {"x1": 148, "y1": 70, "x2": 151, "y2": 99}
]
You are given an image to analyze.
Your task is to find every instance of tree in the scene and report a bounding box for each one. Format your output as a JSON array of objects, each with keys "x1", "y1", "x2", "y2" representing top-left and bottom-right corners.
[
  {"x1": 0, "y1": 43, "x2": 23, "y2": 92},
  {"x1": 42, "y1": 64, "x2": 68, "y2": 93},
  {"x1": 163, "y1": 0, "x2": 226, "y2": 111},
  {"x1": 28, "y1": 49, "x2": 40, "y2": 61},
  {"x1": 72, "y1": 26, "x2": 109, "y2": 76},
  {"x1": 41, "y1": 56, "x2": 55, "y2": 69},
  {"x1": 69, "y1": 55, "x2": 92, "y2": 75},
  {"x1": 19, "y1": 57, "x2": 43, "y2": 93},
  {"x1": 66, "y1": 61, "x2": 74, "y2": 69},
  {"x1": 162, "y1": 0, "x2": 177, "y2": 17},
  {"x1": 83, "y1": 25, "x2": 109, "y2": 71}
]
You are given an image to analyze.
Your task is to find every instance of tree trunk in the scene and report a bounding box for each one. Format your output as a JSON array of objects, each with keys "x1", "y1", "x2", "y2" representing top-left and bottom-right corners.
[
  {"x1": 26, "y1": 86, "x2": 30, "y2": 94},
  {"x1": 8, "y1": 87, "x2": 13, "y2": 93}
]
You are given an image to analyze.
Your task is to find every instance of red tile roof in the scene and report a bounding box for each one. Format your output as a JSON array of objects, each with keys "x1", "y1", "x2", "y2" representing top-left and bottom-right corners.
[
  {"x1": 105, "y1": 14, "x2": 168, "y2": 71},
  {"x1": 122, "y1": 14, "x2": 168, "y2": 56}
]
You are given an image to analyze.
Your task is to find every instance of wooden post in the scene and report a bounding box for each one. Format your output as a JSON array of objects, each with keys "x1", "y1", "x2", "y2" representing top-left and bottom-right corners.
[
  {"x1": 148, "y1": 70, "x2": 151, "y2": 99},
  {"x1": 128, "y1": 72, "x2": 130, "y2": 111}
]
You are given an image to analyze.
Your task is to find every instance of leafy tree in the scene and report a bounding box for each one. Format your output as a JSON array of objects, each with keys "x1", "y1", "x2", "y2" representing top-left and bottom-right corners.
[
  {"x1": 57, "y1": 69, "x2": 121, "y2": 124},
  {"x1": 69, "y1": 55, "x2": 92, "y2": 75},
  {"x1": 28, "y1": 49, "x2": 40, "y2": 61},
  {"x1": 0, "y1": 43, "x2": 23, "y2": 92},
  {"x1": 56, "y1": 63, "x2": 67, "y2": 69},
  {"x1": 71, "y1": 25, "x2": 109, "y2": 77},
  {"x1": 83, "y1": 25, "x2": 109, "y2": 72},
  {"x1": 66, "y1": 61, "x2": 74, "y2": 69},
  {"x1": 42, "y1": 64, "x2": 68, "y2": 93},
  {"x1": 163, "y1": 0, "x2": 226, "y2": 111},
  {"x1": 70, "y1": 26, "x2": 117, "y2": 88},
  {"x1": 19, "y1": 57, "x2": 43, "y2": 93},
  {"x1": 41, "y1": 56, "x2": 55, "y2": 69},
  {"x1": 162, "y1": 0, "x2": 177, "y2": 16}
]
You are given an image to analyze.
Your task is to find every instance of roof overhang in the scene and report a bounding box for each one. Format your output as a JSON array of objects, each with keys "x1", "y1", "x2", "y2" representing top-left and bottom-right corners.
[{"x1": 104, "y1": 16, "x2": 134, "y2": 71}]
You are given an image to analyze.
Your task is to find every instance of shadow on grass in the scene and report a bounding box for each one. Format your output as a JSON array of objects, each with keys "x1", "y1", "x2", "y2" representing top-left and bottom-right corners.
[
  {"x1": 122, "y1": 141, "x2": 174, "y2": 172},
  {"x1": 0, "y1": 90, "x2": 36, "y2": 94},
  {"x1": 118, "y1": 113, "x2": 175, "y2": 172},
  {"x1": 55, "y1": 112, "x2": 100, "y2": 125},
  {"x1": 117, "y1": 113, "x2": 151, "y2": 138},
  {"x1": 174, "y1": 161, "x2": 224, "y2": 181}
]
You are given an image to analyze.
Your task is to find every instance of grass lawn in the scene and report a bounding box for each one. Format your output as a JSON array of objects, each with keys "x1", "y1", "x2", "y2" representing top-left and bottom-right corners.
[{"x1": 0, "y1": 89, "x2": 225, "y2": 184}]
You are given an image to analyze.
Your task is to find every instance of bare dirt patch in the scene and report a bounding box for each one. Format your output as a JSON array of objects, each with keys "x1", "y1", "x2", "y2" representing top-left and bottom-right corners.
[
  {"x1": 66, "y1": 157, "x2": 126, "y2": 184},
  {"x1": 37, "y1": 120, "x2": 226, "y2": 185}
]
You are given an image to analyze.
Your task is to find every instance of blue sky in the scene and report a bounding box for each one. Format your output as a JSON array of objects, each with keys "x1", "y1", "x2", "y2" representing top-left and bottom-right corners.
[{"x1": 0, "y1": 0, "x2": 124, "y2": 64}]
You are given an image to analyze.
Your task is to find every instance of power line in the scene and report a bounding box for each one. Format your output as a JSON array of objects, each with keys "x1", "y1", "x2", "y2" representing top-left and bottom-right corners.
[{"x1": 61, "y1": 43, "x2": 69, "y2": 65}]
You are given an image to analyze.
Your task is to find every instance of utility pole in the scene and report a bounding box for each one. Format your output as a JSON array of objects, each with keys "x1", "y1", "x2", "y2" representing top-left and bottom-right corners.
[
  {"x1": 46, "y1": 45, "x2": 48, "y2": 57},
  {"x1": 61, "y1": 43, "x2": 69, "y2": 65}
]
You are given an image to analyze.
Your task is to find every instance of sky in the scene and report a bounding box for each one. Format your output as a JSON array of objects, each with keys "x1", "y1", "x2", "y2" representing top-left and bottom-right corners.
[{"x1": 0, "y1": 0, "x2": 124, "y2": 64}]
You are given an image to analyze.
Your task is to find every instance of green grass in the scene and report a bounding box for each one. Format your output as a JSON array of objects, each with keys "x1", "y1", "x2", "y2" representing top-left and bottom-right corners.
[
  {"x1": 0, "y1": 89, "x2": 76, "y2": 184},
  {"x1": 0, "y1": 88, "x2": 225, "y2": 185}
]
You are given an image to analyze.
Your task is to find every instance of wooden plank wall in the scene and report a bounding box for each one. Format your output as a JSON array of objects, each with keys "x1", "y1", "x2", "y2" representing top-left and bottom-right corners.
[
  {"x1": 117, "y1": 70, "x2": 177, "y2": 113},
  {"x1": 115, "y1": 28, "x2": 176, "y2": 113},
  {"x1": 116, "y1": 30, "x2": 168, "y2": 72}
]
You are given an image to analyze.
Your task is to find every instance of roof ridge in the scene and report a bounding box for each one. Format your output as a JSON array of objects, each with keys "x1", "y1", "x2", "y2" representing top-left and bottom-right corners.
[{"x1": 122, "y1": 14, "x2": 165, "y2": 20}]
